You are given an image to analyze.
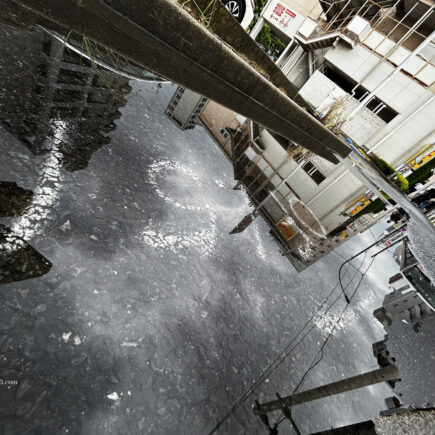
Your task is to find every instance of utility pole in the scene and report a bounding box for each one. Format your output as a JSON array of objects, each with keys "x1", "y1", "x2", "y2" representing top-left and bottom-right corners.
[
  {"x1": 275, "y1": 393, "x2": 302, "y2": 435},
  {"x1": 253, "y1": 364, "x2": 398, "y2": 417}
]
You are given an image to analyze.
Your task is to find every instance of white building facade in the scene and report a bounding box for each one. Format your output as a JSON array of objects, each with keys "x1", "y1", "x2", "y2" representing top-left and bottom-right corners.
[
  {"x1": 239, "y1": 0, "x2": 435, "y2": 269},
  {"x1": 164, "y1": 1, "x2": 435, "y2": 271}
]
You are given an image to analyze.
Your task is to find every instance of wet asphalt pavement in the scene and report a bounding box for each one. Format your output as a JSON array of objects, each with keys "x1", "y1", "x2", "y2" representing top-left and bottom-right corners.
[{"x1": 0, "y1": 16, "x2": 420, "y2": 435}]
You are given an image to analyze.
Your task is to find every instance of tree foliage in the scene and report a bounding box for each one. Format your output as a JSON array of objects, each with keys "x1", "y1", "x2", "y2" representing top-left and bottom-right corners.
[
  {"x1": 406, "y1": 158, "x2": 435, "y2": 191},
  {"x1": 353, "y1": 198, "x2": 387, "y2": 218},
  {"x1": 251, "y1": 0, "x2": 268, "y2": 24},
  {"x1": 249, "y1": 0, "x2": 286, "y2": 56},
  {"x1": 374, "y1": 157, "x2": 395, "y2": 176},
  {"x1": 374, "y1": 157, "x2": 409, "y2": 191},
  {"x1": 256, "y1": 24, "x2": 286, "y2": 56},
  {"x1": 394, "y1": 174, "x2": 409, "y2": 192}
]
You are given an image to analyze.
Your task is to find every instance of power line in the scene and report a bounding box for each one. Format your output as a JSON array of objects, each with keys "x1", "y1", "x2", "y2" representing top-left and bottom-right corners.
[
  {"x1": 208, "y1": 258, "x2": 367, "y2": 434},
  {"x1": 292, "y1": 253, "x2": 368, "y2": 395},
  {"x1": 292, "y1": 256, "x2": 375, "y2": 396},
  {"x1": 274, "y1": 416, "x2": 286, "y2": 429},
  {"x1": 212, "y1": 234, "x2": 385, "y2": 434},
  {"x1": 267, "y1": 257, "x2": 375, "y2": 434},
  {"x1": 268, "y1": 257, "x2": 374, "y2": 433},
  {"x1": 337, "y1": 229, "x2": 391, "y2": 303}
]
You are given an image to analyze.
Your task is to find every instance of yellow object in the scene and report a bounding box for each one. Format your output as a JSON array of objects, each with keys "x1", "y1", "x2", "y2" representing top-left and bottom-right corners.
[
  {"x1": 405, "y1": 143, "x2": 435, "y2": 170},
  {"x1": 338, "y1": 230, "x2": 347, "y2": 239},
  {"x1": 276, "y1": 217, "x2": 297, "y2": 241},
  {"x1": 344, "y1": 192, "x2": 373, "y2": 216}
]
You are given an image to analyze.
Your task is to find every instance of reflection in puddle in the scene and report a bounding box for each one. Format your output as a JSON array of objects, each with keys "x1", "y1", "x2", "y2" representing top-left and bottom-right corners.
[
  {"x1": 0, "y1": 181, "x2": 33, "y2": 217},
  {"x1": 0, "y1": 15, "x2": 132, "y2": 284},
  {"x1": 0, "y1": 23, "x2": 132, "y2": 171},
  {"x1": 0, "y1": 225, "x2": 52, "y2": 285},
  {"x1": 141, "y1": 158, "x2": 218, "y2": 256}
]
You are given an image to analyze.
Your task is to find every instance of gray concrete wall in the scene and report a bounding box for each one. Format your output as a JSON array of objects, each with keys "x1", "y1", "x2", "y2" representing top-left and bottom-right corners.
[
  {"x1": 364, "y1": 98, "x2": 435, "y2": 166},
  {"x1": 17, "y1": 0, "x2": 350, "y2": 163},
  {"x1": 299, "y1": 71, "x2": 387, "y2": 146},
  {"x1": 307, "y1": 170, "x2": 364, "y2": 222}
]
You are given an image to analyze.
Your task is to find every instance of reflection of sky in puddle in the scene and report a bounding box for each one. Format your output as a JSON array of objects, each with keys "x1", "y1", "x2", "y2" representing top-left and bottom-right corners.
[
  {"x1": 0, "y1": 7, "x2": 431, "y2": 432},
  {"x1": 141, "y1": 157, "x2": 268, "y2": 259},
  {"x1": 0, "y1": 79, "x2": 403, "y2": 434}
]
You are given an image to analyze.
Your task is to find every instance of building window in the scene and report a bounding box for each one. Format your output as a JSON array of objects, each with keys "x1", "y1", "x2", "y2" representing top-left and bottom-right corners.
[
  {"x1": 302, "y1": 161, "x2": 326, "y2": 185},
  {"x1": 323, "y1": 66, "x2": 398, "y2": 123},
  {"x1": 220, "y1": 128, "x2": 229, "y2": 139},
  {"x1": 293, "y1": 152, "x2": 304, "y2": 164}
]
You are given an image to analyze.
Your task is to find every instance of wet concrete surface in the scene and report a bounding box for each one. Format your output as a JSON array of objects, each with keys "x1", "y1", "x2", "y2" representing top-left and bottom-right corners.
[
  {"x1": 0, "y1": 12, "x2": 422, "y2": 435},
  {"x1": 384, "y1": 315, "x2": 435, "y2": 408}
]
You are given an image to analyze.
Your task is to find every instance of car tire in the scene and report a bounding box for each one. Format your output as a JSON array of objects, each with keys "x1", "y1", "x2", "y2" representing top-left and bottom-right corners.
[{"x1": 221, "y1": 0, "x2": 246, "y2": 23}]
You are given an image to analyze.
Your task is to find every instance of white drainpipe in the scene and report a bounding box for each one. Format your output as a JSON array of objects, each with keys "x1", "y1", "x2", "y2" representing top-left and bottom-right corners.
[
  {"x1": 307, "y1": 51, "x2": 314, "y2": 77},
  {"x1": 277, "y1": 37, "x2": 294, "y2": 66},
  {"x1": 254, "y1": 160, "x2": 305, "y2": 211}
]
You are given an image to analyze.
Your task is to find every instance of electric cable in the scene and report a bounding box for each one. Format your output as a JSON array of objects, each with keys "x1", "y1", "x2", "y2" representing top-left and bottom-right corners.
[
  {"x1": 260, "y1": 255, "x2": 375, "y2": 434},
  {"x1": 274, "y1": 416, "x2": 286, "y2": 428},
  {"x1": 208, "y1": 257, "x2": 366, "y2": 434},
  {"x1": 292, "y1": 256, "x2": 375, "y2": 395}
]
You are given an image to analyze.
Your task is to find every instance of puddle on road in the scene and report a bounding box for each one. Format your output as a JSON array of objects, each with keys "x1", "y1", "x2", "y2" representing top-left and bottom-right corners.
[{"x1": 0, "y1": 8, "x2": 161, "y2": 284}]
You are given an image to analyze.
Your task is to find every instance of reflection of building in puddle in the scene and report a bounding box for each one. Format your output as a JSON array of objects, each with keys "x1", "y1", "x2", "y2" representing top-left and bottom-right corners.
[
  {"x1": 0, "y1": 21, "x2": 132, "y2": 172},
  {"x1": 0, "y1": 179, "x2": 52, "y2": 284},
  {"x1": 0, "y1": 179, "x2": 54, "y2": 285},
  {"x1": 0, "y1": 182, "x2": 33, "y2": 217},
  {"x1": 0, "y1": 225, "x2": 52, "y2": 285},
  {"x1": 0, "y1": 19, "x2": 132, "y2": 284}
]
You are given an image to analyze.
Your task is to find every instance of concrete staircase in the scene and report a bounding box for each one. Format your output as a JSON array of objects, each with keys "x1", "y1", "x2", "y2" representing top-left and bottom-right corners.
[{"x1": 295, "y1": 30, "x2": 341, "y2": 51}]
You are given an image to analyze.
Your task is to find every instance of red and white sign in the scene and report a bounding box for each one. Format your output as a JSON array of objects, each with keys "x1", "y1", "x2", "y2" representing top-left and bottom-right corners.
[{"x1": 264, "y1": 0, "x2": 304, "y2": 37}]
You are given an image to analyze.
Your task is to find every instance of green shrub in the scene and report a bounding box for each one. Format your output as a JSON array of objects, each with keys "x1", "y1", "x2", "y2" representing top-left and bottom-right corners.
[
  {"x1": 328, "y1": 198, "x2": 387, "y2": 237},
  {"x1": 249, "y1": 1, "x2": 286, "y2": 57},
  {"x1": 249, "y1": 0, "x2": 268, "y2": 29},
  {"x1": 380, "y1": 190, "x2": 391, "y2": 201},
  {"x1": 374, "y1": 158, "x2": 408, "y2": 191},
  {"x1": 353, "y1": 198, "x2": 387, "y2": 218},
  {"x1": 256, "y1": 24, "x2": 272, "y2": 49},
  {"x1": 256, "y1": 24, "x2": 286, "y2": 56},
  {"x1": 328, "y1": 221, "x2": 352, "y2": 238},
  {"x1": 374, "y1": 158, "x2": 395, "y2": 176},
  {"x1": 393, "y1": 174, "x2": 409, "y2": 192},
  {"x1": 406, "y1": 158, "x2": 435, "y2": 190}
]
